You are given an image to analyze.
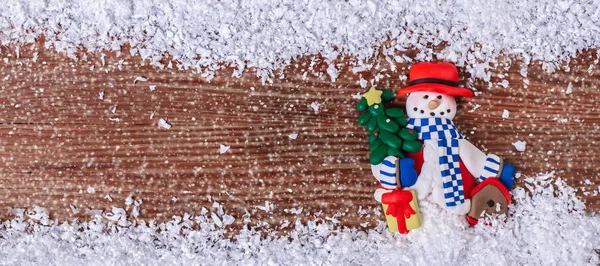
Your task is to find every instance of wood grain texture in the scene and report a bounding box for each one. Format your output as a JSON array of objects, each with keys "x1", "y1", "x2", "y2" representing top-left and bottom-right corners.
[{"x1": 0, "y1": 40, "x2": 599, "y2": 229}]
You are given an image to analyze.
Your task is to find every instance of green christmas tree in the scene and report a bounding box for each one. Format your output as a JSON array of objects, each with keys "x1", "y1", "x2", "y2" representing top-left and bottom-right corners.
[{"x1": 356, "y1": 87, "x2": 422, "y2": 165}]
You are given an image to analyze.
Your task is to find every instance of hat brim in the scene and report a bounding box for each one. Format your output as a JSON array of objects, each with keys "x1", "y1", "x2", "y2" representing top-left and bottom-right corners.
[{"x1": 398, "y1": 83, "x2": 474, "y2": 97}]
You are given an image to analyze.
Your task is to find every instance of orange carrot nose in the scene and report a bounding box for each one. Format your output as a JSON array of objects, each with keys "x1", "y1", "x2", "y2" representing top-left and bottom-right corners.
[{"x1": 428, "y1": 100, "x2": 440, "y2": 110}]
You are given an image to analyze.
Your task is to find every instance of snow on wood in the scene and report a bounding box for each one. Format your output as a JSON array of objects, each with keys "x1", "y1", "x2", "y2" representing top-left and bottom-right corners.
[
  {"x1": 133, "y1": 77, "x2": 148, "y2": 84},
  {"x1": 351, "y1": 92, "x2": 362, "y2": 99},
  {"x1": 125, "y1": 196, "x2": 134, "y2": 206},
  {"x1": 310, "y1": 102, "x2": 320, "y2": 112},
  {"x1": 158, "y1": 118, "x2": 171, "y2": 129},
  {"x1": 502, "y1": 109, "x2": 510, "y2": 119},
  {"x1": 99, "y1": 91, "x2": 104, "y2": 100},
  {"x1": 254, "y1": 201, "x2": 274, "y2": 213},
  {"x1": 566, "y1": 82, "x2": 573, "y2": 94},
  {"x1": 468, "y1": 104, "x2": 481, "y2": 113},
  {"x1": 219, "y1": 144, "x2": 230, "y2": 154},
  {"x1": 288, "y1": 133, "x2": 298, "y2": 140},
  {"x1": 513, "y1": 140, "x2": 527, "y2": 152},
  {"x1": 0, "y1": 173, "x2": 597, "y2": 265}
]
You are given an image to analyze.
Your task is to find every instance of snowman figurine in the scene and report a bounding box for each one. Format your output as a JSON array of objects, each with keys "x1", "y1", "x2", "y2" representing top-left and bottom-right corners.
[{"x1": 372, "y1": 62, "x2": 515, "y2": 225}]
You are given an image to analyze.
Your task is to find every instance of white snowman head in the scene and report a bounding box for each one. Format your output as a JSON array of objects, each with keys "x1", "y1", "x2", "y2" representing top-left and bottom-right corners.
[
  {"x1": 405, "y1": 92, "x2": 457, "y2": 120},
  {"x1": 398, "y1": 62, "x2": 474, "y2": 120}
]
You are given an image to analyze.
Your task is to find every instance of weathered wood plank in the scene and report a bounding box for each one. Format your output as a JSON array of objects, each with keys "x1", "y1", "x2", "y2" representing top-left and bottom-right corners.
[{"x1": 0, "y1": 41, "x2": 599, "y2": 228}]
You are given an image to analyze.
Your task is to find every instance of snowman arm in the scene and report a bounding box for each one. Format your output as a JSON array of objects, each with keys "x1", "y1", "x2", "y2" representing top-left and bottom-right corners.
[{"x1": 458, "y1": 139, "x2": 487, "y2": 179}]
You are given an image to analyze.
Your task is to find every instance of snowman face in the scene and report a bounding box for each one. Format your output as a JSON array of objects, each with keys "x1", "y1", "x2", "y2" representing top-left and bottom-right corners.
[{"x1": 405, "y1": 91, "x2": 457, "y2": 120}]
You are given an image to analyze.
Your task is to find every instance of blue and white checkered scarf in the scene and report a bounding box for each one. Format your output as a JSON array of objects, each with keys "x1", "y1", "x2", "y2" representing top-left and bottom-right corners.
[{"x1": 407, "y1": 118, "x2": 465, "y2": 207}]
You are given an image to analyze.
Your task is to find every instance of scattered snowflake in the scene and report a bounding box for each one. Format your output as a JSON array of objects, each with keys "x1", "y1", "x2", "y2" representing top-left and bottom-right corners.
[
  {"x1": 502, "y1": 109, "x2": 510, "y2": 119},
  {"x1": 559, "y1": 118, "x2": 569, "y2": 123},
  {"x1": 158, "y1": 118, "x2": 171, "y2": 129},
  {"x1": 512, "y1": 140, "x2": 527, "y2": 152},
  {"x1": 310, "y1": 102, "x2": 320, "y2": 112},
  {"x1": 86, "y1": 187, "x2": 95, "y2": 193},
  {"x1": 255, "y1": 201, "x2": 274, "y2": 213},
  {"x1": 104, "y1": 194, "x2": 113, "y2": 202},
  {"x1": 133, "y1": 77, "x2": 148, "y2": 84},
  {"x1": 222, "y1": 214, "x2": 235, "y2": 226},
  {"x1": 326, "y1": 64, "x2": 339, "y2": 81},
  {"x1": 211, "y1": 212, "x2": 223, "y2": 228},
  {"x1": 359, "y1": 78, "x2": 368, "y2": 88},
  {"x1": 288, "y1": 133, "x2": 298, "y2": 140},
  {"x1": 125, "y1": 196, "x2": 134, "y2": 206},
  {"x1": 468, "y1": 104, "x2": 481, "y2": 113},
  {"x1": 149, "y1": 85, "x2": 156, "y2": 91},
  {"x1": 219, "y1": 144, "x2": 230, "y2": 154},
  {"x1": 351, "y1": 92, "x2": 363, "y2": 99},
  {"x1": 566, "y1": 83, "x2": 573, "y2": 94},
  {"x1": 288, "y1": 207, "x2": 303, "y2": 215},
  {"x1": 111, "y1": 106, "x2": 117, "y2": 114},
  {"x1": 99, "y1": 91, "x2": 104, "y2": 100}
]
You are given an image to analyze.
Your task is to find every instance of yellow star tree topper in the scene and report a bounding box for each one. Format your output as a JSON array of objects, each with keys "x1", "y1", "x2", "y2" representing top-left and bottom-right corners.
[{"x1": 363, "y1": 87, "x2": 383, "y2": 106}]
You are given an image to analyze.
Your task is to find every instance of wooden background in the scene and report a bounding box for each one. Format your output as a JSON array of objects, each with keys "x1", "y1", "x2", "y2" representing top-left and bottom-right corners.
[{"x1": 1, "y1": 40, "x2": 599, "y2": 229}]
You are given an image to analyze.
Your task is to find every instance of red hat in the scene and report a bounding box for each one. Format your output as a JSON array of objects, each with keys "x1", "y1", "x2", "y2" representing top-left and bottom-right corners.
[{"x1": 398, "y1": 62, "x2": 474, "y2": 97}]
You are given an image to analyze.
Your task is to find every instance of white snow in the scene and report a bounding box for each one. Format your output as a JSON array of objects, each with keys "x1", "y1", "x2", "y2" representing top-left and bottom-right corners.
[
  {"x1": 125, "y1": 196, "x2": 134, "y2": 206},
  {"x1": 502, "y1": 109, "x2": 510, "y2": 119},
  {"x1": 133, "y1": 77, "x2": 148, "y2": 84},
  {"x1": 98, "y1": 91, "x2": 104, "y2": 100},
  {"x1": 513, "y1": 140, "x2": 527, "y2": 152},
  {"x1": 288, "y1": 133, "x2": 298, "y2": 140},
  {"x1": 310, "y1": 102, "x2": 320, "y2": 112},
  {"x1": 149, "y1": 85, "x2": 156, "y2": 91},
  {"x1": 359, "y1": 78, "x2": 368, "y2": 88},
  {"x1": 0, "y1": 173, "x2": 598, "y2": 265},
  {"x1": 157, "y1": 118, "x2": 171, "y2": 129},
  {"x1": 219, "y1": 144, "x2": 230, "y2": 154},
  {"x1": 2, "y1": 1, "x2": 600, "y2": 264},
  {"x1": 566, "y1": 82, "x2": 573, "y2": 94},
  {"x1": 4, "y1": 1, "x2": 599, "y2": 80},
  {"x1": 351, "y1": 92, "x2": 363, "y2": 99},
  {"x1": 468, "y1": 104, "x2": 481, "y2": 113},
  {"x1": 255, "y1": 201, "x2": 275, "y2": 213},
  {"x1": 86, "y1": 186, "x2": 95, "y2": 194}
]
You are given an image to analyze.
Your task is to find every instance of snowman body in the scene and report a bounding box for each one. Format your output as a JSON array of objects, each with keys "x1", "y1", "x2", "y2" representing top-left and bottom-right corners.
[{"x1": 372, "y1": 91, "x2": 497, "y2": 215}]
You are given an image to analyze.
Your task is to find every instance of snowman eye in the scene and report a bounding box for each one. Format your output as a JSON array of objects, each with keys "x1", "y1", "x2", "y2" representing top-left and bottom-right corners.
[
  {"x1": 423, "y1": 95, "x2": 429, "y2": 99},
  {"x1": 413, "y1": 107, "x2": 418, "y2": 111},
  {"x1": 447, "y1": 109, "x2": 451, "y2": 113},
  {"x1": 437, "y1": 95, "x2": 442, "y2": 99}
]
